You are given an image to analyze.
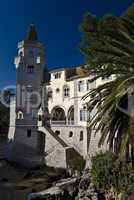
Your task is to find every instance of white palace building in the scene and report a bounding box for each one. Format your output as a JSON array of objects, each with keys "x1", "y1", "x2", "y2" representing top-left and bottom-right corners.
[{"x1": 7, "y1": 24, "x2": 109, "y2": 168}]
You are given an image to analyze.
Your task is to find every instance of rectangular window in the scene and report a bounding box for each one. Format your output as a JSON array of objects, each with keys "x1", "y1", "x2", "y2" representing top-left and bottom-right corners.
[
  {"x1": 80, "y1": 131, "x2": 84, "y2": 141},
  {"x1": 80, "y1": 109, "x2": 87, "y2": 121},
  {"x1": 78, "y1": 81, "x2": 85, "y2": 92},
  {"x1": 87, "y1": 80, "x2": 90, "y2": 91},
  {"x1": 54, "y1": 73, "x2": 61, "y2": 79},
  {"x1": 64, "y1": 87, "x2": 70, "y2": 97},
  {"x1": 26, "y1": 86, "x2": 33, "y2": 92},
  {"x1": 38, "y1": 115, "x2": 42, "y2": 121},
  {"x1": 27, "y1": 65, "x2": 34, "y2": 73},
  {"x1": 47, "y1": 88, "x2": 53, "y2": 98},
  {"x1": 32, "y1": 109, "x2": 37, "y2": 118},
  {"x1": 86, "y1": 79, "x2": 96, "y2": 90},
  {"x1": 27, "y1": 129, "x2": 31, "y2": 137},
  {"x1": 36, "y1": 56, "x2": 41, "y2": 64}
]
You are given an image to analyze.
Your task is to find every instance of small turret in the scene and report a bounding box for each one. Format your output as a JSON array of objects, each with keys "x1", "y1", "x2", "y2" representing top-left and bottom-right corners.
[{"x1": 26, "y1": 23, "x2": 38, "y2": 41}]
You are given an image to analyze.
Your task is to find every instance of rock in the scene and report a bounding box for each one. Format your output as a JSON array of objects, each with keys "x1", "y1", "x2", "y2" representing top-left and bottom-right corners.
[
  {"x1": 79, "y1": 175, "x2": 91, "y2": 190},
  {"x1": 56, "y1": 177, "x2": 79, "y2": 197},
  {"x1": 75, "y1": 171, "x2": 99, "y2": 200},
  {"x1": 28, "y1": 186, "x2": 64, "y2": 199},
  {"x1": 28, "y1": 169, "x2": 101, "y2": 200},
  {"x1": 28, "y1": 177, "x2": 80, "y2": 200}
]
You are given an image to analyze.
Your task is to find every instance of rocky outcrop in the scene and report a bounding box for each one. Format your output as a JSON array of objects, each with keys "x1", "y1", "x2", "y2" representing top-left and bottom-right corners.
[
  {"x1": 75, "y1": 170, "x2": 99, "y2": 200},
  {"x1": 28, "y1": 170, "x2": 102, "y2": 200},
  {"x1": 28, "y1": 177, "x2": 79, "y2": 200}
]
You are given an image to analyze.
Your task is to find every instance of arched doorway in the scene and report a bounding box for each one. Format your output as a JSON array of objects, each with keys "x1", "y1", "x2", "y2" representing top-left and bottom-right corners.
[
  {"x1": 67, "y1": 106, "x2": 74, "y2": 125},
  {"x1": 51, "y1": 106, "x2": 66, "y2": 125}
]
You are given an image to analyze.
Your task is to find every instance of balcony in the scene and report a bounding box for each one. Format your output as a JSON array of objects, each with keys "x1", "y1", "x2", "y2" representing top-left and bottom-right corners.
[
  {"x1": 50, "y1": 105, "x2": 75, "y2": 126},
  {"x1": 50, "y1": 120, "x2": 74, "y2": 126},
  {"x1": 51, "y1": 120, "x2": 66, "y2": 125},
  {"x1": 68, "y1": 120, "x2": 75, "y2": 125}
]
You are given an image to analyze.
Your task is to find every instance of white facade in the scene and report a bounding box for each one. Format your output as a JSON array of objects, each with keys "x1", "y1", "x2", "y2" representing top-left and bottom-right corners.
[
  {"x1": 44, "y1": 68, "x2": 110, "y2": 161},
  {"x1": 44, "y1": 69, "x2": 91, "y2": 157},
  {"x1": 7, "y1": 25, "x2": 109, "y2": 169}
]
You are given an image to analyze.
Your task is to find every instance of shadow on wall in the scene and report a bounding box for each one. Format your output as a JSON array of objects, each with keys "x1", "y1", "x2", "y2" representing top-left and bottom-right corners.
[
  {"x1": 66, "y1": 148, "x2": 85, "y2": 174},
  {"x1": 5, "y1": 141, "x2": 43, "y2": 169}
]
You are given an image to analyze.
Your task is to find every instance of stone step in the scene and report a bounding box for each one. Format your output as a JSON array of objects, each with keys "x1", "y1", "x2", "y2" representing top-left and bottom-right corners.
[{"x1": 38, "y1": 126, "x2": 68, "y2": 148}]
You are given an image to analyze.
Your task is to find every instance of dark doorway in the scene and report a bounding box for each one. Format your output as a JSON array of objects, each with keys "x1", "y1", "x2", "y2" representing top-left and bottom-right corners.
[{"x1": 38, "y1": 131, "x2": 45, "y2": 154}]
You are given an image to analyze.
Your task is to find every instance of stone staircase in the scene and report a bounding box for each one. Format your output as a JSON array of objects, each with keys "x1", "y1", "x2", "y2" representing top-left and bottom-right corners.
[
  {"x1": 38, "y1": 125, "x2": 68, "y2": 148},
  {"x1": 38, "y1": 125, "x2": 83, "y2": 169}
]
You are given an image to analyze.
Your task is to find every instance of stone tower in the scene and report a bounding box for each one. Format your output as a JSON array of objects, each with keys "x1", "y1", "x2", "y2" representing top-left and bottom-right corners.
[{"x1": 7, "y1": 24, "x2": 45, "y2": 167}]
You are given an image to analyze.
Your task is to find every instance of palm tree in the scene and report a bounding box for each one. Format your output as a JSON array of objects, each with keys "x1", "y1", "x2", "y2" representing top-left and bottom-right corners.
[{"x1": 79, "y1": 5, "x2": 134, "y2": 168}]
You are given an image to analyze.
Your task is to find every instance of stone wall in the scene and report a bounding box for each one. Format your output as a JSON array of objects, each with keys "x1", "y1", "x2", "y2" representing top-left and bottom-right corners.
[
  {"x1": 88, "y1": 130, "x2": 108, "y2": 157},
  {"x1": 14, "y1": 126, "x2": 38, "y2": 149},
  {"x1": 51, "y1": 126, "x2": 89, "y2": 158},
  {"x1": 45, "y1": 146, "x2": 67, "y2": 169},
  {"x1": 6, "y1": 141, "x2": 42, "y2": 168}
]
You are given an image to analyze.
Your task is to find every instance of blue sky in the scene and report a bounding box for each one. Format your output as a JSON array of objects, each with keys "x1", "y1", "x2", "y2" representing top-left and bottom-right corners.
[{"x1": 0, "y1": 0, "x2": 134, "y2": 88}]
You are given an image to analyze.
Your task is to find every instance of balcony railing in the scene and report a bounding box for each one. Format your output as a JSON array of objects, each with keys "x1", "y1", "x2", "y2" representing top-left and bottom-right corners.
[
  {"x1": 50, "y1": 120, "x2": 75, "y2": 126},
  {"x1": 68, "y1": 120, "x2": 75, "y2": 125},
  {"x1": 51, "y1": 120, "x2": 66, "y2": 125}
]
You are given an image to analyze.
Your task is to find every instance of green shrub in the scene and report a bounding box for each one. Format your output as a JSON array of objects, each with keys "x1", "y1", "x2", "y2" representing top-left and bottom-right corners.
[
  {"x1": 91, "y1": 151, "x2": 116, "y2": 191},
  {"x1": 91, "y1": 151, "x2": 134, "y2": 196},
  {"x1": 68, "y1": 156, "x2": 86, "y2": 174}
]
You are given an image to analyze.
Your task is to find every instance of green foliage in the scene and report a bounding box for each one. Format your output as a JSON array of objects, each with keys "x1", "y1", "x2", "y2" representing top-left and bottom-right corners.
[
  {"x1": 79, "y1": 4, "x2": 134, "y2": 166},
  {"x1": 91, "y1": 152, "x2": 134, "y2": 196},
  {"x1": 91, "y1": 151, "x2": 116, "y2": 191},
  {"x1": 68, "y1": 156, "x2": 86, "y2": 174}
]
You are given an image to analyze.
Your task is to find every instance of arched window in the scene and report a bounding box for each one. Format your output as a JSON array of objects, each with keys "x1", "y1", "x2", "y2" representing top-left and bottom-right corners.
[
  {"x1": 55, "y1": 130, "x2": 60, "y2": 135},
  {"x1": 47, "y1": 88, "x2": 53, "y2": 99},
  {"x1": 80, "y1": 131, "x2": 83, "y2": 141},
  {"x1": 78, "y1": 81, "x2": 85, "y2": 92},
  {"x1": 51, "y1": 106, "x2": 66, "y2": 124},
  {"x1": 38, "y1": 115, "x2": 42, "y2": 121},
  {"x1": 17, "y1": 111, "x2": 24, "y2": 119},
  {"x1": 19, "y1": 51, "x2": 23, "y2": 57},
  {"x1": 68, "y1": 106, "x2": 74, "y2": 125},
  {"x1": 63, "y1": 85, "x2": 70, "y2": 97},
  {"x1": 56, "y1": 88, "x2": 60, "y2": 93},
  {"x1": 69, "y1": 131, "x2": 73, "y2": 137}
]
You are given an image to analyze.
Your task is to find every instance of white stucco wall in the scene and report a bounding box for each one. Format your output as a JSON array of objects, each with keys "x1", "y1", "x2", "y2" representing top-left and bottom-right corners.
[{"x1": 46, "y1": 70, "x2": 95, "y2": 127}]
